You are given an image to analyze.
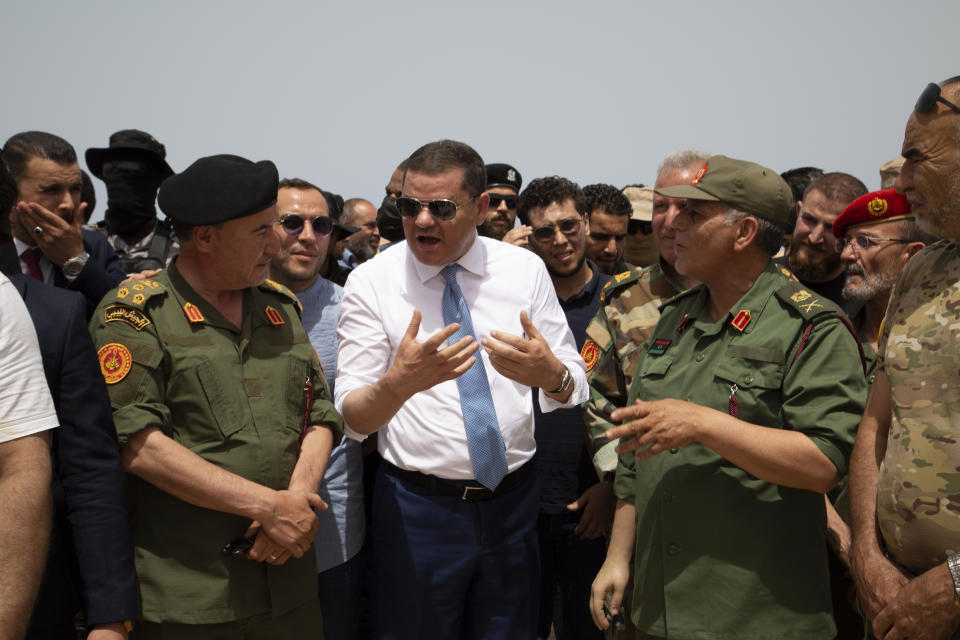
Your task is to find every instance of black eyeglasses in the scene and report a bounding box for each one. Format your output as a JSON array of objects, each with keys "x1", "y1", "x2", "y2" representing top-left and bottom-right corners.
[
  {"x1": 488, "y1": 194, "x2": 518, "y2": 209},
  {"x1": 532, "y1": 218, "x2": 582, "y2": 243},
  {"x1": 278, "y1": 214, "x2": 333, "y2": 237},
  {"x1": 836, "y1": 234, "x2": 909, "y2": 252},
  {"x1": 915, "y1": 78, "x2": 960, "y2": 114},
  {"x1": 628, "y1": 220, "x2": 653, "y2": 235},
  {"x1": 396, "y1": 195, "x2": 476, "y2": 221}
]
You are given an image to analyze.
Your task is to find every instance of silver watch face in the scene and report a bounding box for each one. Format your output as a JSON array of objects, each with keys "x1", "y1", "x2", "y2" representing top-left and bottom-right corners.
[{"x1": 62, "y1": 252, "x2": 88, "y2": 276}]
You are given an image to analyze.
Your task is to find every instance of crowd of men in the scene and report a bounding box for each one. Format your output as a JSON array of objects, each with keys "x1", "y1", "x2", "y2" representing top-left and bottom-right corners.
[{"x1": 1, "y1": 74, "x2": 960, "y2": 640}]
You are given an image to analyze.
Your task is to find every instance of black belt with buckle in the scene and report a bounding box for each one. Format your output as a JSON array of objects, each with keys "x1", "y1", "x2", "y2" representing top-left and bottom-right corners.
[{"x1": 382, "y1": 458, "x2": 535, "y2": 501}]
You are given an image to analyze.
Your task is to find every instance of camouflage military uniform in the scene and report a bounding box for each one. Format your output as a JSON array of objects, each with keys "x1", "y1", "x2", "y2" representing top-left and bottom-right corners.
[
  {"x1": 613, "y1": 262, "x2": 865, "y2": 638},
  {"x1": 581, "y1": 260, "x2": 685, "y2": 478},
  {"x1": 95, "y1": 219, "x2": 179, "y2": 273},
  {"x1": 876, "y1": 239, "x2": 960, "y2": 574}
]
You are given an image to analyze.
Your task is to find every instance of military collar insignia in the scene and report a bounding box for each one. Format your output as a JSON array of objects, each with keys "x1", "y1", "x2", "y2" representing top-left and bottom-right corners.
[
  {"x1": 265, "y1": 305, "x2": 285, "y2": 326},
  {"x1": 691, "y1": 162, "x2": 708, "y2": 184},
  {"x1": 778, "y1": 266, "x2": 799, "y2": 282},
  {"x1": 98, "y1": 343, "x2": 133, "y2": 384},
  {"x1": 183, "y1": 302, "x2": 205, "y2": 324},
  {"x1": 675, "y1": 313, "x2": 691, "y2": 333},
  {"x1": 730, "y1": 309, "x2": 751, "y2": 332},
  {"x1": 648, "y1": 338, "x2": 672, "y2": 356},
  {"x1": 581, "y1": 339, "x2": 600, "y2": 372}
]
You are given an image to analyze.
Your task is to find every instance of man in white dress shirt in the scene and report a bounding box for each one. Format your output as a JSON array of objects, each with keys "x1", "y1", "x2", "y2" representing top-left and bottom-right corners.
[{"x1": 335, "y1": 139, "x2": 587, "y2": 639}]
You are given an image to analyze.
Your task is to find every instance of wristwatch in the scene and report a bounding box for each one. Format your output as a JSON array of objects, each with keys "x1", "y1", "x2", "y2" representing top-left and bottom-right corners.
[
  {"x1": 550, "y1": 366, "x2": 572, "y2": 394},
  {"x1": 947, "y1": 553, "x2": 960, "y2": 602},
  {"x1": 61, "y1": 251, "x2": 89, "y2": 277}
]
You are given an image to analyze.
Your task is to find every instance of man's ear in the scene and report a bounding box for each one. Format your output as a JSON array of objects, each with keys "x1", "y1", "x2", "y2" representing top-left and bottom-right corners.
[
  {"x1": 474, "y1": 192, "x2": 490, "y2": 225},
  {"x1": 733, "y1": 215, "x2": 759, "y2": 251},
  {"x1": 193, "y1": 224, "x2": 217, "y2": 253}
]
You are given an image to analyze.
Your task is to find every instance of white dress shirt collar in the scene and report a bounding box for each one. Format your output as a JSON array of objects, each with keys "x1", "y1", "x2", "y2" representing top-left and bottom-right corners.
[{"x1": 409, "y1": 233, "x2": 487, "y2": 284}]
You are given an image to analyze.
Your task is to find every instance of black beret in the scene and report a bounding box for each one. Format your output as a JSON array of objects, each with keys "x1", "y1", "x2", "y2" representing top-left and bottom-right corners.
[
  {"x1": 486, "y1": 163, "x2": 522, "y2": 192},
  {"x1": 158, "y1": 154, "x2": 279, "y2": 225}
]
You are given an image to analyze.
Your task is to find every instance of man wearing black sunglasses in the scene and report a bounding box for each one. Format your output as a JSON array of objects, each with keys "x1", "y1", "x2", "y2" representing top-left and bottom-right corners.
[
  {"x1": 849, "y1": 76, "x2": 960, "y2": 640},
  {"x1": 336, "y1": 140, "x2": 586, "y2": 640},
  {"x1": 479, "y1": 162, "x2": 526, "y2": 244}
]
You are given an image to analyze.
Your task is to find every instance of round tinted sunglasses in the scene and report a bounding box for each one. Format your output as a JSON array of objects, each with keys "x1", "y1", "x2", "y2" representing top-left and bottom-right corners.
[
  {"x1": 278, "y1": 214, "x2": 333, "y2": 237},
  {"x1": 396, "y1": 195, "x2": 477, "y2": 221},
  {"x1": 915, "y1": 78, "x2": 960, "y2": 114}
]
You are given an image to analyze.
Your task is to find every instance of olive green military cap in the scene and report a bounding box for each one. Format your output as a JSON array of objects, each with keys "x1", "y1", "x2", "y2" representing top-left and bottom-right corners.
[{"x1": 655, "y1": 154, "x2": 792, "y2": 226}]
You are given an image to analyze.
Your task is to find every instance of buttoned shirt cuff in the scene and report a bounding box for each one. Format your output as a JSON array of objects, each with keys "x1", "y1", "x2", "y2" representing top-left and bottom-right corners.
[{"x1": 538, "y1": 359, "x2": 588, "y2": 412}]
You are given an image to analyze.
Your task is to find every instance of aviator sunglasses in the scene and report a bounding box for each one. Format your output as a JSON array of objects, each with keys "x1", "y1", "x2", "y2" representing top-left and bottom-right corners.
[
  {"x1": 278, "y1": 214, "x2": 334, "y2": 237},
  {"x1": 532, "y1": 217, "x2": 582, "y2": 243},
  {"x1": 488, "y1": 194, "x2": 518, "y2": 209},
  {"x1": 915, "y1": 77, "x2": 960, "y2": 114},
  {"x1": 396, "y1": 195, "x2": 477, "y2": 221}
]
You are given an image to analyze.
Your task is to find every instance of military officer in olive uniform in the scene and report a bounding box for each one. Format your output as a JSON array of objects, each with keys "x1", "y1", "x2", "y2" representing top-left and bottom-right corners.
[
  {"x1": 589, "y1": 155, "x2": 867, "y2": 639},
  {"x1": 90, "y1": 154, "x2": 343, "y2": 638}
]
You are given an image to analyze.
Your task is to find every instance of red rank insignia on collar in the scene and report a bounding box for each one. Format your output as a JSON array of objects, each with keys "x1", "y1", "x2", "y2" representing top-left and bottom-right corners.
[
  {"x1": 264, "y1": 305, "x2": 285, "y2": 326},
  {"x1": 731, "y1": 309, "x2": 751, "y2": 332},
  {"x1": 183, "y1": 302, "x2": 205, "y2": 324},
  {"x1": 675, "y1": 313, "x2": 690, "y2": 333}
]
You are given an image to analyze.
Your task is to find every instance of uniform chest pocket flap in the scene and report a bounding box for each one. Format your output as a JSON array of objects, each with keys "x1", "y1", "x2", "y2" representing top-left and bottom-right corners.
[
  {"x1": 638, "y1": 356, "x2": 673, "y2": 379},
  {"x1": 714, "y1": 356, "x2": 783, "y2": 389},
  {"x1": 195, "y1": 359, "x2": 244, "y2": 439}
]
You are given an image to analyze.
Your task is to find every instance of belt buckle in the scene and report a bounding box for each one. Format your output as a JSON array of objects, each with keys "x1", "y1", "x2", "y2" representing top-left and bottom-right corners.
[{"x1": 461, "y1": 485, "x2": 487, "y2": 501}]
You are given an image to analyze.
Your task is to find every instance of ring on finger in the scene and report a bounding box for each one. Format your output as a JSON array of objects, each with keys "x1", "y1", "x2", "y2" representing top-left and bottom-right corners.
[
  {"x1": 269, "y1": 554, "x2": 279, "y2": 560},
  {"x1": 33, "y1": 226, "x2": 43, "y2": 236}
]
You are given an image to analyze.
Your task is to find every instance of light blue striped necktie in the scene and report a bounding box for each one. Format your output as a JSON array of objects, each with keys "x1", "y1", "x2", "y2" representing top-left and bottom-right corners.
[{"x1": 440, "y1": 264, "x2": 508, "y2": 490}]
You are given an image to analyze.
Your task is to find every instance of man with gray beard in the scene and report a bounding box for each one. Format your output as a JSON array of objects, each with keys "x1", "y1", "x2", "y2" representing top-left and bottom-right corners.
[{"x1": 835, "y1": 188, "x2": 932, "y2": 382}]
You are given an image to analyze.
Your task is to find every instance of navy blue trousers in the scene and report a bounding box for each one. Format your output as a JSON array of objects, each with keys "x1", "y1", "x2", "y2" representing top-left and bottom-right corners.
[{"x1": 371, "y1": 464, "x2": 540, "y2": 640}]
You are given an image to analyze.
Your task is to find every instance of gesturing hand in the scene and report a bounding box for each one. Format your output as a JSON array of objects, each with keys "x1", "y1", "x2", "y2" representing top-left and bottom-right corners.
[
  {"x1": 606, "y1": 399, "x2": 710, "y2": 460},
  {"x1": 482, "y1": 311, "x2": 564, "y2": 389},
  {"x1": 17, "y1": 200, "x2": 86, "y2": 266},
  {"x1": 386, "y1": 309, "x2": 480, "y2": 399},
  {"x1": 502, "y1": 225, "x2": 532, "y2": 249}
]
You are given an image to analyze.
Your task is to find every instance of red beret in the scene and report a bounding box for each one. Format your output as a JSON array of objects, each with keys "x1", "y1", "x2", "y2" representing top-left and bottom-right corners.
[{"x1": 833, "y1": 189, "x2": 912, "y2": 239}]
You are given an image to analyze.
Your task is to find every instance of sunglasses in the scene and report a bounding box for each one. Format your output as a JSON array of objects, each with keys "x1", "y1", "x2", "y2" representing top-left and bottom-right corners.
[
  {"x1": 628, "y1": 220, "x2": 653, "y2": 235},
  {"x1": 836, "y1": 234, "x2": 909, "y2": 252},
  {"x1": 488, "y1": 194, "x2": 518, "y2": 209},
  {"x1": 915, "y1": 78, "x2": 960, "y2": 114},
  {"x1": 533, "y1": 217, "x2": 582, "y2": 243},
  {"x1": 278, "y1": 214, "x2": 333, "y2": 237},
  {"x1": 396, "y1": 195, "x2": 476, "y2": 221}
]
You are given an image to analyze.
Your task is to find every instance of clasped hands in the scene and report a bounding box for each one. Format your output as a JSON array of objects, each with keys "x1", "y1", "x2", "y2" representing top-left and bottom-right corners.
[
  {"x1": 243, "y1": 488, "x2": 327, "y2": 566},
  {"x1": 386, "y1": 308, "x2": 564, "y2": 397}
]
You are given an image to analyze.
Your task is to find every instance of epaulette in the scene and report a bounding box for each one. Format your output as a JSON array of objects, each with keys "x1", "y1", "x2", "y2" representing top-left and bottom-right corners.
[
  {"x1": 600, "y1": 269, "x2": 641, "y2": 302},
  {"x1": 112, "y1": 278, "x2": 167, "y2": 310},
  {"x1": 774, "y1": 281, "x2": 837, "y2": 320},
  {"x1": 261, "y1": 278, "x2": 303, "y2": 316},
  {"x1": 776, "y1": 265, "x2": 800, "y2": 282}
]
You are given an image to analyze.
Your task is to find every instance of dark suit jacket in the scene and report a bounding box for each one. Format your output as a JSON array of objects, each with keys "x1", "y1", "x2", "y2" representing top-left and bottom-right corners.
[
  {"x1": 0, "y1": 229, "x2": 126, "y2": 320},
  {"x1": 12, "y1": 275, "x2": 137, "y2": 635}
]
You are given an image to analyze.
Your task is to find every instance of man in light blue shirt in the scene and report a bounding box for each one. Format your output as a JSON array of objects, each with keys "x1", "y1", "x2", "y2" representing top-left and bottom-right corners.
[{"x1": 269, "y1": 177, "x2": 365, "y2": 639}]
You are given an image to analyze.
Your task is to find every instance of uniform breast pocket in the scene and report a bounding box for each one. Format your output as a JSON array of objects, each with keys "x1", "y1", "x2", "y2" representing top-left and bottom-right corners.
[
  {"x1": 195, "y1": 359, "x2": 245, "y2": 439},
  {"x1": 714, "y1": 358, "x2": 783, "y2": 425},
  {"x1": 630, "y1": 356, "x2": 674, "y2": 399},
  {"x1": 284, "y1": 357, "x2": 313, "y2": 434}
]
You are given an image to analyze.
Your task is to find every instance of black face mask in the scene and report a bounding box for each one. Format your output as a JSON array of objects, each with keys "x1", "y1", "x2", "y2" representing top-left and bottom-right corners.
[
  {"x1": 377, "y1": 196, "x2": 405, "y2": 242},
  {"x1": 103, "y1": 174, "x2": 163, "y2": 238}
]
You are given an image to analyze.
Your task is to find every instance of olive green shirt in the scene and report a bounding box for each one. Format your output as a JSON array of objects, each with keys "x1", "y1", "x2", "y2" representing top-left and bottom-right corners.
[
  {"x1": 90, "y1": 262, "x2": 343, "y2": 624},
  {"x1": 613, "y1": 263, "x2": 866, "y2": 639}
]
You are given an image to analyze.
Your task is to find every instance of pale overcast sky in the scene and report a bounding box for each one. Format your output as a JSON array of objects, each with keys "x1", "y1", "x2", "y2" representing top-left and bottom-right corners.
[{"x1": 6, "y1": 0, "x2": 958, "y2": 222}]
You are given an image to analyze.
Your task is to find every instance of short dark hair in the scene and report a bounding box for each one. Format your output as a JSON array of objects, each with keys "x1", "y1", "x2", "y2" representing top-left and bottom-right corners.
[
  {"x1": 403, "y1": 140, "x2": 485, "y2": 198},
  {"x1": 583, "y1": 183, "x2": 632, "y2": 217},
  {"x1": 1, "y1": 131, "x2": 78, "y2": 182},
  {"x1": 517, "y1": 176, "x2": 587, "y2": 225},
  {"x1": 278, "y1": 177, "x2": 324, "y2": 194},
  {"x1": 780, "y1": 167, "x2": 824, "y2": 205},
  {"x1": 804, "y1": 172, "x2": 868, "y2": 207}
]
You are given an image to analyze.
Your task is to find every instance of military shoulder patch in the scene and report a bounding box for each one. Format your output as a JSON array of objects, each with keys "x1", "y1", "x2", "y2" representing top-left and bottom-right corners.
[
  {"x1": 98, "y1": 343, "x2": 133, "y2": 384},
  {"x1": 774, "y1": 282, "x2": 835, "y2": 320},
  {"x1": 114, "y1": 279, "x2": 165, "y2": 309},
  {"x1": 581, "y1": 339, "x2": 600, "y2": 372},
  {"x1": 104, "y1": 304, "x2": 151, "y2": 331},
  {"x1": 600, "y1": 269, "x2": 641, "y2": 302}
]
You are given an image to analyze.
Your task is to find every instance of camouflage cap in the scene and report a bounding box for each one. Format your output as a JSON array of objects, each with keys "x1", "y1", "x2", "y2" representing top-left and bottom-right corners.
[{"x1": 655, "y1": 154, "x2": 792, "y2": 226}]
